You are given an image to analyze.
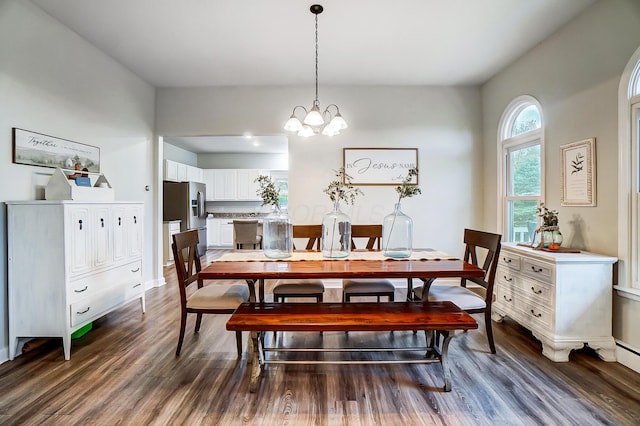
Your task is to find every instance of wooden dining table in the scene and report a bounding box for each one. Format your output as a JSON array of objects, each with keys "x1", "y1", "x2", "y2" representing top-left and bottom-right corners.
[{"x1": 199, "y1": 249, "x2": 486, "y2": 302}]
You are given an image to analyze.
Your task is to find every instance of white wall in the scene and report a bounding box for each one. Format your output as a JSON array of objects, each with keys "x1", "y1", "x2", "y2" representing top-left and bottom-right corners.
[
  {"x1": 0, "y1": 0, "x2": 155, "y2": 362},
  {"x1": 481, "y1": 0, "x2": 640, "y2": 356},
  {"x1": 156, "y1": 85, "x2": 484, "y2": 256},
  {"x1": 163, "y1": 143, "x2": 198, "y2": 166}
]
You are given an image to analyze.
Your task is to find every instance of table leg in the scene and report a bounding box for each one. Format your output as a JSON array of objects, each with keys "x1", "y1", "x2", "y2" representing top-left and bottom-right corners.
[
  {"x1": 439, "y1": 330, "x2": 453, "y2": 392},
  {"x1": 248, "y1": 331, "x2": 263, "y2": 393},
  {"x1": 245, "y1": 279, "x2": 257, "y2": 302},
  {"x1": 419, "y1": 278, "x2": 436, "y2": 301},
  {"x1": 258, "y1": 278, "x2": 265, "y2": 302}
]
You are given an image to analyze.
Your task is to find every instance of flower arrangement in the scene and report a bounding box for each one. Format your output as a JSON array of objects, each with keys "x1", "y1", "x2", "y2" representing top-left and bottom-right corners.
[
  {"x1": 394, "y1": 167, "x2": 421, "y2": 203},
  {"x1": 255, "y1": 175, "x2": 280, "y2": 209},
  {"x1": 323, "y1": 167, "x2": 363, "y2": 205},
  {"x1": 537, "y1": 202, "x2": 558, "y2": 226}
]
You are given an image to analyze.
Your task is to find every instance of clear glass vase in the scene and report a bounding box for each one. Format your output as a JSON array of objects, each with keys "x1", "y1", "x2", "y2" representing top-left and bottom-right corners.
[
  {"x1": 382, "y1": 203, "x2": 413, "y2": 258},
  {"x1": 262, "y1": 206, "x2": 292, "y2": 259},
  {"x1": 322, "y1": 201, "x2": 351, "y2": 258}
]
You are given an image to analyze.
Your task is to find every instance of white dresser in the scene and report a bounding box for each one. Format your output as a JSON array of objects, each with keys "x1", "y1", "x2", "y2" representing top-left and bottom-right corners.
[
  {"x1": 492, "y1": 243, "x2": 617, "y2": 362},
  {"x1": 163, "y1": 220, "x2": 182, "y2": 265},
  {"x1": 7, "y1": 201, "x2": 145, "y2": 360}
]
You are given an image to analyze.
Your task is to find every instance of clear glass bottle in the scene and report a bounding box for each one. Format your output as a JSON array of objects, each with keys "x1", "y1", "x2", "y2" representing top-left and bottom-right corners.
[
  {"x1": 262, "y1": 206, "x2": 292, "y2": 259},
  {"x1": 552, "y1": 229, "x2": 563, "y2": 246},
  {"x1": 322, "y1": 201, "x2": 351, "y2": 258},
  {"x1": 382, "y1": 203, "x2": 413, "y2": 258}
]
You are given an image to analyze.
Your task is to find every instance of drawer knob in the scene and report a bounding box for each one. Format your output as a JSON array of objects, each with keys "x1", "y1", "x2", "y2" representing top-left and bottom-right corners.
[
  {"x1": 503, "y1": 257, "x2": 512, "y2": 263},
  {"x1": 531, "y1": 286, "x2": 542, "y2": 295},
  {"x1": 74, "y1": 286, "x2": 88, "y2": 293},
  {"x1": 530, "y1": 309, "x2": 542, "y2": 318},
  {"x1": 503, "y1": 295, "x2": 512, "y2": 302},
  {"x1": 133, "y1": 283, "x2": 142, "y2": 288},
  {"x1": 504, "y1": 275, "x2": 513, "y2": 282},
  {"x1": 131, "y1": 267, "x2": 140, "y2": 273},
  {"x1": 531, "y1": 266, "x2": 543, "y2": 273},
  {"x1": 77, "y1": 307, "x2": 91, "y2": 315}
]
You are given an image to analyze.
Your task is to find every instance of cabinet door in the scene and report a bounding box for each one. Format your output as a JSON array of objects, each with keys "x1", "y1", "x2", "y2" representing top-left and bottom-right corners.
[
  {"x1": 207, "y1": 218, "x2": 220, "y2": 247},
  {"x1": 164, "y1": 159, "x2": 178, "y2": 182},
  {"x1": 203, "y1": 169, "x2": 215, "y2": 200},
  {"x1": 126, "y1": 205, "x2": 144, "y2": 258},
  {"x1": 220, "y1": 223, "x2": 234, "y2": 247},
  {"x1": 93, "y1": 205, "x2": 112, "y2": 268},
  {"x1": 112, "y1": 205, "x2": 127, "y2": 263},
  {"x1": 177, "y1": 163, "x2": 187, "y2": 182},
  {"x1": 67, "y1": 206, "x2": 92, "y2": 276},
  {"x1": 213, "y1": 170, "x2": 237, "y2": 200},
  {"x1": 237, "y1": 169, "x2": 263, "y2": 200}
]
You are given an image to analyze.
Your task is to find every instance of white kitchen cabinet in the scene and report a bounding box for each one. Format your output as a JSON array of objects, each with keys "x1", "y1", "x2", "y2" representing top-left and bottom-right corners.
[
  {"x1": 237, "y1": 169, "x2": 268, "y2": 201},
  {"x1": 177, "y1": 163, "x2": 188, "y2": 182},
  {"x1": 206, "y1": 217, "x2": 220, "y2": 247},
  {"x1": 492, "y1": 243, "x2": 617, "y2": 362},
  {"x1": 213, "y1": 169, "x2": 237, "y2": 200},
  {"x1": 164, "y1": 159, "x2": 178, "y2": 182},
  {"x1": 203, "y1": 169, "x2": 215, "y2": 200},
  {"x1": 7, "y1": 201, "x2": 145, "y2": 361},
  {"x1": 220, "y1": 222, "x2": 234, "y2": 247},
  {"x1": 163, "y1": 220, "x2": 182, "y2": 265},
  {"x1": 186, "y1": 165, "x2": 203, "y2": 183}
]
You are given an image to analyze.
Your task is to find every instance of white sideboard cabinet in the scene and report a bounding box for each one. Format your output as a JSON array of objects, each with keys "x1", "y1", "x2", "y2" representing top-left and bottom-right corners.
[
  {"x1": 492, "y1": 243, "x2": 617, "y2": 362},
  {"x1": 7, "y1": 201, "x2": 145, "y2": 360}
]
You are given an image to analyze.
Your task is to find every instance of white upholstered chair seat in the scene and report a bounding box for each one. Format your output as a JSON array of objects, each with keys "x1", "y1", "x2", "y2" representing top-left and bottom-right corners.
[
  {"x1": 414, "y1": 284, "x2": 486, "y2": 311},
  {"x1": 187, "y1": 284, "x2": 249, "y2": 310}
]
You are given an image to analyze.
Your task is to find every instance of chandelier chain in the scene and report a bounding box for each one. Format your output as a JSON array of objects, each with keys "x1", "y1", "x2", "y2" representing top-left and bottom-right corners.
[{"x1": 315, "y1": 12, "x2": 319, "y2": 103}]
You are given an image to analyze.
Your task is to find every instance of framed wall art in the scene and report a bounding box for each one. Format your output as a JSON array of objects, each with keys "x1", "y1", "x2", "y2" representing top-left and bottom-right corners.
[
  {"x1": 12, "y1": 128, "x2": 100, "y2": 172},
  {"x1": 342, "y1": 148, "x2": 418, "y2": 185},
  {"x1": 560, "y1": 138, "x2": 596, "y2": 206}
]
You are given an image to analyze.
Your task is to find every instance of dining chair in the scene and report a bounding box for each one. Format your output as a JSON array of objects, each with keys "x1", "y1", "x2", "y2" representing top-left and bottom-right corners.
[
  {"x1": 233, "y1": 220, "x2": 262, "y2": 250},
  {"x1": 172, "y1": 229, "x2": 249, "y2": 357},
  {"x1": 411, "y1": 228, "x2": 502, "y2": 354},
  {"x1": 342, "y1": 224, "x2": 396, "y2": 302},
  {"x1": 272, "y1": 224, "x2": 325, "y2": 303}
]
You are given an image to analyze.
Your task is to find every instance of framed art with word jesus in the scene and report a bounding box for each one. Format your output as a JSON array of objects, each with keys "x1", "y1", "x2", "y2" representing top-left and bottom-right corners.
[{"x1": 343, "y1": 148, "x2": 418, "y2": 186}]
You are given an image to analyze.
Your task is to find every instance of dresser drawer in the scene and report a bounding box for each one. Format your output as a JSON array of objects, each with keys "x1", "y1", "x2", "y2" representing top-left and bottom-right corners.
[
  {"x1": 70, "y1": 280, "x2": 144, "y2": 327},
  {"x1": 496, "y1": 284, "x2": 552, "y2": 330},
  {"x1": 68, "y1": 260, "x2": 142, "y2": 304},
  {"x1": 497, "y1": 267, "x2": 553, "y2": 305},
  {"x1": 522, "y1": 258, "x2": 554, "y2": 282},
  {"x1": 499, "y1": 252, "x2": 521, "y2": 271}
]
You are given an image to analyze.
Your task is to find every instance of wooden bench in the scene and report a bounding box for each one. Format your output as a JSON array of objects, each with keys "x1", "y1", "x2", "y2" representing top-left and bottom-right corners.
[{"x1": 226, "y1": 301, "x2": 477, "y2": 392}]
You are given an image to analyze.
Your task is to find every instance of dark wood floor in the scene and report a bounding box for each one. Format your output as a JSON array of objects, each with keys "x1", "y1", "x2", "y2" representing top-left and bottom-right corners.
[{"x1": 1, "y1": 252, "x2": 640, "y2": 425}]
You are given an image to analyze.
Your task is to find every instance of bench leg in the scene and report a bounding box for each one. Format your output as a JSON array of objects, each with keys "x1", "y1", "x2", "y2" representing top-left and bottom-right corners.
[
  {"x1": 439, "y1": 331, "x2": 453, "y2": 392},
  {"x1": 249, "y1": 331, "x2": 263, "y2": 393}
]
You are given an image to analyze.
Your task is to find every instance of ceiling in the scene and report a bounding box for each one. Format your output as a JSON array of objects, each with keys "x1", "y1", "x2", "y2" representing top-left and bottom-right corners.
[
  {"x1": 30, "y1": 0, "x2": 596, "y2": 154},
  {"x1": 163, "y1": 135, "x2": 288, "y2": 155}
]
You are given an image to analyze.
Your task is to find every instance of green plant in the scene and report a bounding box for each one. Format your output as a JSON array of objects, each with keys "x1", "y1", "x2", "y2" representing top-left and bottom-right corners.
[
  {"x1": 537, "y1": 202, "x2": 558, "y2": 226},
  {"x1": 394, "y1": 167, "x2": 421, "y2": 203},
  {"x1": 323, "y1": 167, "x2": 363, "y2": 205},
  {"x1": 255, "y1": 175, "x2": 280, "y2": 209}
]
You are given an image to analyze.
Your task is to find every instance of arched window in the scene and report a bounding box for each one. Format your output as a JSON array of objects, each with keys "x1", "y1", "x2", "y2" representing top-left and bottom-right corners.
[
  {"x1": 497, "y1": 96, "x2": 544, "y2": 243},
  {"x1": 618, "y1": 47, "x2": 640, "y2": 297}
]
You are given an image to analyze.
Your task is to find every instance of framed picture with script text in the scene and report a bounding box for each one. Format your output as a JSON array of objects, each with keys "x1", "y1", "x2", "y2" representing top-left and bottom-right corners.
[
  {"x1": 561, "y1": 138, "x2": 596, "y2": 207},
  {"x1": 342, "y1": 148, "x2": 418, "y2": 185}
]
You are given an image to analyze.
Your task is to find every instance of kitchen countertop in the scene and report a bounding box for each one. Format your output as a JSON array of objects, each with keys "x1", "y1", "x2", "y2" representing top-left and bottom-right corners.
[{"x1": 207, "y1": 212, "x2": 269, "y2": 219}]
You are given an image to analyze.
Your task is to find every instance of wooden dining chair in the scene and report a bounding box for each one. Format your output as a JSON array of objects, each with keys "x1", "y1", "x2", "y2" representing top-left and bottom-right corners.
[
  {"x1": 411, "y1": 228, "x2": 502, "y2": 354},
  {"x1": 272, "y1": 225, "x2": 325, "y2": 303},
  {"x1": 342, "y1": 224, "x2": 396, "y2": 302},
  {"x1": 233, "y1": 220, "x2": 262, "y2": 250},
  {"x1": 172, "y1": 229, "x2": 249, "y2": 357}
]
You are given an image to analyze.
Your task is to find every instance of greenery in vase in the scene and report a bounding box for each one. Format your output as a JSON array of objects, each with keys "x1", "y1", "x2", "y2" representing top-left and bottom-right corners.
[
  {"x1": 537, "y1": 202, "x2": 558, "y2": 226},
  {"x1": 255, "y1": 175, "x2": 280, "y2": 209},
  {"x1": 323, "y1": 167, "x2": 363, "y2": 205},
  {"x1": 394, "y1": 167, "x2": 421, "y2": 203}
]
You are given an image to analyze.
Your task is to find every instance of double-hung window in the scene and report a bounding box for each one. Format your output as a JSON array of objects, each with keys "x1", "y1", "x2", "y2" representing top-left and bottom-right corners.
[{"x1": 498, "y1": 97, "x2": 544, "y2": 243}]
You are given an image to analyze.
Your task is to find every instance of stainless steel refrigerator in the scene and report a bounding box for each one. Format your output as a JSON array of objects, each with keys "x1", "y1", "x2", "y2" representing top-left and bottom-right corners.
[{"x1": 163, "y1": 181, "x2": 207, "y2": 255}]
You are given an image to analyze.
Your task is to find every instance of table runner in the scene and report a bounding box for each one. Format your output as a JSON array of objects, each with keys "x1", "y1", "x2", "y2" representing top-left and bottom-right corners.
[{"x1": 212, "y1": 249, "x2": 457, "y2": 262}]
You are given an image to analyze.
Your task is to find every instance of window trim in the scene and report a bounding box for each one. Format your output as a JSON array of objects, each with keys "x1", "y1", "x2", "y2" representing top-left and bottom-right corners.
[
  {"x1": 617, "y1": 45, "x2": 640, "y2": 296},
  {"x1": 497, "y1": 95, "x2": 545, "y2": 241}
]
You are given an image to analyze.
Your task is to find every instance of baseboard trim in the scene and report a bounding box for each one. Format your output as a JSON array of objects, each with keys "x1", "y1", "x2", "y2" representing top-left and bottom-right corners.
[
  {"x1": 146, "y1": 278, "x2": 166, "y2": 290},
  {"x1": 616, "y1": 340, "x2": 640, "y2": 373}
]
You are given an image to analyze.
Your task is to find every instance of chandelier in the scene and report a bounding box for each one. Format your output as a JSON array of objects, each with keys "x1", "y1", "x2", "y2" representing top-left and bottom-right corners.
[{"x1": 284, "y1": 4, "x2": 347, "y2": 137}]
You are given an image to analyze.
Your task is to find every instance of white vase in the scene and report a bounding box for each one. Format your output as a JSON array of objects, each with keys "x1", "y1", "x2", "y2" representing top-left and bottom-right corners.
[{"x1": 262, "y1": 206, "x2": 292, "y2": 259}]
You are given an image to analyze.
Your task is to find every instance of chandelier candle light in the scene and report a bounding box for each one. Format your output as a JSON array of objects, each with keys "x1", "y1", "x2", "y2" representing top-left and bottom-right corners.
[{"x1": 284, "y1": 4, "x2": 347, "y2": 137}]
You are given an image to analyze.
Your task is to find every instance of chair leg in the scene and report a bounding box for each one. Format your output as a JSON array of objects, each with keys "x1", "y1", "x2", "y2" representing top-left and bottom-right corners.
[
  {"x1": 176, "y1": 311, "x2": 187, "y2": 356},
  {"x1": 194, "y1": 313, "x2": 203, "y2": 333},
  {"x1": 235, "y1": 331, "x2": 243, "y2": 357},
  {"x1": 485, "y1": 309, "x2": 496, "y2": 354}
]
